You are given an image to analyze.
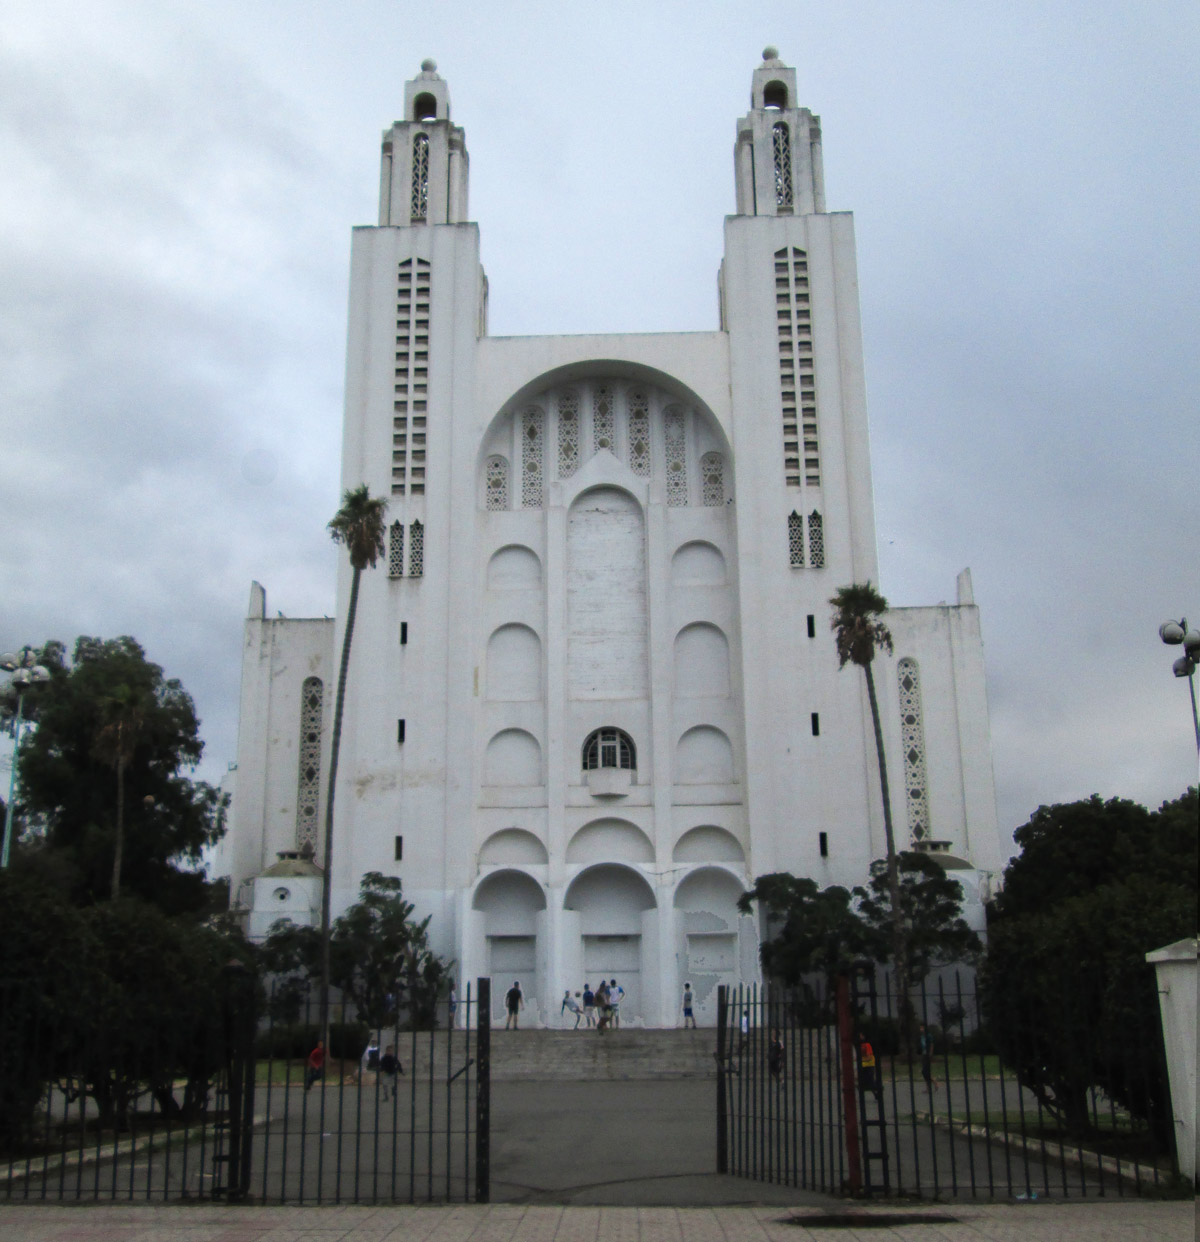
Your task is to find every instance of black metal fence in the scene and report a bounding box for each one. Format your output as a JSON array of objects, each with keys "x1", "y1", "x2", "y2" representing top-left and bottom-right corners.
[
  {"x1": 1, "y1": 975, "x2": 490, "y2": 1205},
  {"x1": 718, "y1": 970, "x2": 1178, "y2": 1199}
]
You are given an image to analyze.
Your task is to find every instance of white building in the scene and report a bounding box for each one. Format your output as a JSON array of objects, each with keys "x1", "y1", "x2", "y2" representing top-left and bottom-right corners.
[{"x1": 227, "y1": 50, "x2": 1007, "y2": 1027}]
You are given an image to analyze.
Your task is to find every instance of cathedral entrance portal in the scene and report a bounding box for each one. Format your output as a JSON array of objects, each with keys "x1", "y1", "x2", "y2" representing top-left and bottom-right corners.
[
  {"x1": 564, "y1": 864, "x2": 657, "y2": 1026},
  {"x1": 473, "y1": 869, "x2": 546, "y2": 1025}
]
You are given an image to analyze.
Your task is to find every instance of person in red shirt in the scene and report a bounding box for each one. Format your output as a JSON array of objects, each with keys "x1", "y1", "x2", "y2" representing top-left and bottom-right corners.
[{"x1": 305, "y1": 1039, "x2": 326, "y2": 1091}]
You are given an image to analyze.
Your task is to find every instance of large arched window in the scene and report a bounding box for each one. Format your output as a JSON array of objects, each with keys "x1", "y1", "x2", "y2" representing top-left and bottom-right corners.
[{"x1": 582, "y1": 727, "x2": 636, "y2": 772}]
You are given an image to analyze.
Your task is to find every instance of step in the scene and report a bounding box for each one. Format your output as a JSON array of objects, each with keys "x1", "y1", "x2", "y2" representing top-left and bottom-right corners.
[{"x1": 354, "y1": 1028, "x2": 718, "y2": 1082}]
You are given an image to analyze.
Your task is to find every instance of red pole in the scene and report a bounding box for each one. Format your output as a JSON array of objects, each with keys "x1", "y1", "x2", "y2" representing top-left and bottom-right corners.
[{"x1": 836, "y1": 974, "x2": 862, "y2": 1194}]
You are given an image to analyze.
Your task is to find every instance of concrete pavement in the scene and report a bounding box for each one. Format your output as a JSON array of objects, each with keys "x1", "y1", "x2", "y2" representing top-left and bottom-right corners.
[{"x1": 0, "y1": 1200, "x2": 1193, "y2": 1240}]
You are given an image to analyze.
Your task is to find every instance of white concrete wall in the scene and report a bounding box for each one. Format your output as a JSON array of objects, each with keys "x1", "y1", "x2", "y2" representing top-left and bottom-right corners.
[{"x1": 1147, "y1": 938, "x2": 1198, "y2": 1184}]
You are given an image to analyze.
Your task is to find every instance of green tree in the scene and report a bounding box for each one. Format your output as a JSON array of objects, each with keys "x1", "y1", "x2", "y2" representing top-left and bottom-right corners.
[
  {"x1": 829, "y1": 583, "x2": 908, "y2": 1025},
  {"x1": 981, "y1": 790, "x2": 1197, "y2": 1143},
  {"x1": 262, "y1": 872, "x2": 450, "y2": 1031},
  {"x1": 738, "y1": 874, "x2": 870, "y2": 985},
  {"x1": 0, "y1": 869, "x2": 88, "y2": 1153},
  {"x1": 854, "y1": 851, "x2": 981, "y2": 985},
  {"x1": 321, "y1": 486, "x2": 388, "y2": 1033},
  {"x1": 9, "y1": 637, "x2": 227, "y2": 912}
]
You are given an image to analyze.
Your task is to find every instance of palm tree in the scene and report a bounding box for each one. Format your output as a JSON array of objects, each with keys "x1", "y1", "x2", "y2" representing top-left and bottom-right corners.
[
  {"x1": 320, "y1": 485, "x2": 388, "y2": 1034},
  {"x1": 829, "y1": 582, "x2": 909, "y2": 1031},
  {"x1": 93, "y1": 684, "x2": 149, "y2": 901}
]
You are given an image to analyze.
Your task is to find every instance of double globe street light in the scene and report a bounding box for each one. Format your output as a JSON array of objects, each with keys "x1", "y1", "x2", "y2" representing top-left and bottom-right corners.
[
  {"x1": 1158, "y1": 619, "x2": 1200, "y2": 787},
  {"x1": 1, "y1": 646, "x2": 51, "y2": 868}
]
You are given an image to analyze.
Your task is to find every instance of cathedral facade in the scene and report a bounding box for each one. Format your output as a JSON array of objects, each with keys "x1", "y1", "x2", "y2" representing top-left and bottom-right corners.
[{"x1": 227, "y1": 51, "x2": 1007, "y2": 1026}]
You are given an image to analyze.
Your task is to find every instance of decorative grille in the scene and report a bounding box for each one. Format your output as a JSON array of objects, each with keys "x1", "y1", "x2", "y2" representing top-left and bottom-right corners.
[
  {"x1": 388, "y1": 520, "x2": 405, "y2": 577},
  {"x1": 582, "y1": 727, "x2": 636, "y2": 771},
  {"x1": 521, "y1": 406, "x2": 544, "y2": 508},
  {"x1": 485, "y1": 455, "x2": 508, "y2": 511},
  {"x1": 807, "y1": 510, "x2": 824, "y2": 567},
  {"x1": 408, "y1": 520, "x2": 424, "y2": 577},
  {"x1": 411, "y1": 134, "x2": 429, "y2": 221},
  {"x1": 628, "y1": 390, "x2": 650, "y2": 477},
  {"x1": 557, "y1": 390, "x2": 579, "y2": 478},
  {"x1": 665, "y1": 406, "x2": 688, "y2": 507},
  {"x1": 701, "y1": 452, "x2": 725, "y2": 506},
  {"x1": 295, "y1": 677, "x2": 323, "y2": 854},
  {"x1": 772, "y1": 123, "x2": 793, "y2": 208},
  {"x1": 775, "y1": 247, "x2": 818, "y2": 487},
  {"x1": 788, "y1": 511, "x2": 804, "y2": 567},
  {"x1": 592, "y1": 385, "x2": 614, "y2": 452},
  {"x1": 897, "y1": 659, "x2": 931, "y2": 844}
]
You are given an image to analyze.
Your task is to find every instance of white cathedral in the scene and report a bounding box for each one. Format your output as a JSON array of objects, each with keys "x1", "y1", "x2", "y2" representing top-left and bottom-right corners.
[{"x1": 226, "y1": 50, "x2": 1007, "y2": 1027}]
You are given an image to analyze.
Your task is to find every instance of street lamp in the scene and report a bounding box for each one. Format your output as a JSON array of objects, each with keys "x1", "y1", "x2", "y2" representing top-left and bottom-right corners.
[
  {"x1": 1, "y1": 647, "x2": 51, "y2": 868},
  {"x1": 1158, "y1": 619, "x2": 1200, "y2": 785}
]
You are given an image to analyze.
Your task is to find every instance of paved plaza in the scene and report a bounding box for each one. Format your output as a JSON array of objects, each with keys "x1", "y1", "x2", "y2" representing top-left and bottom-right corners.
[{"x1": 0, "y1": 1200, "x2": 1193, "y2": 1241}]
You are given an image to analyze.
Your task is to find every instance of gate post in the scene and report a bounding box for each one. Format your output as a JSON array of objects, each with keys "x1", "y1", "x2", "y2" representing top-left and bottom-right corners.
[
  {"x1": 716, "y1": 984, "x2": 728, "y2": 1174},
  {"x1": 222, "y1": 957, "x2": 257, "y2": 1201},
  {"x1": 836, "y1": 974, "x2": 862, "y2": 1194},
  {"x1": 474, "y1": 977, "x2": 490, "y2": 1203}
]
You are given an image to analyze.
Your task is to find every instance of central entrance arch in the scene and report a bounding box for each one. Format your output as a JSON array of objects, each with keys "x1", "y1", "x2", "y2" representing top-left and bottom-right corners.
[{"x1": 563, "y1": 864, "x2": 657, "y2": 1024}]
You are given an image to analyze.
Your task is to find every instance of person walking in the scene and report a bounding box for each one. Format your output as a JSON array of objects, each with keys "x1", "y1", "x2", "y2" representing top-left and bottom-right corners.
[
  {"x1": 582, "y1": 983, "x2": 596, "y2": 1028},
  {"x1": 859, "y1": 1033, "x2": 879, "y2": 1095},
  {"x1": 768, "y1": 1029, "x2": 785, "y2": 1084},
  {"x1": 682, "y1": 982, "x2": 696, "y2": 1028},
  {"x1": 561, "y1": 989, "x2": 584, "y2": 1029},
  {"x1": 505, "y1": 980, "x2": 524, "y2": 1030},
  {"x1": 379, "y1": 1044, "x2": 402, "y2": 1100},
  {"x1": 305, "y1": 1039, "x2": 326, "y2": 1091},
  {"x1": 594, "y1": 980, "x2": 611, "y2": 1033},
  {"x1": 448, "y1": 979, "x2": 458, "y2": 1028},
  {"x1": 608, "y1": 979, "x2": 625, "y2": 1028},
  {"x1": 918, "y1": 1023, "x2": 936, "y2": 1092}
]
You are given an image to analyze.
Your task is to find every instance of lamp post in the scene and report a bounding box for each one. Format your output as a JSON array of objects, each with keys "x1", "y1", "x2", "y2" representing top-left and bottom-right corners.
[
  {"x1": 1158, "y1": 618, "x2": 1200, "y2": 784},
  {"x1": 1, "y1": 647, "x2": 51, "y2": 868}
]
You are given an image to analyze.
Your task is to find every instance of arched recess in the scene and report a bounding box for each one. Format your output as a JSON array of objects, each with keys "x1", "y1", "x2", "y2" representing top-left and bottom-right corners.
[
  {"x1": 567, "y1": 487, "x2": 647, "y2": 699},
  {"x1": 479, "y1": 828, "x2": 549, "y2": 867},
  {"x1": 673, "y1": 866, "x2": 746, "y2": 919},
  {"x1": 672, "y1": 825, "x2": 745, "y2": 863},
  {"x1": 487, "y1": 545, "x2": 541, "y2": 589},
  {"x1": 566, "y1": 818, "x2": 654, "y2": 865},
  {"x1": 564, "y1": 864, "x2": 656, "y2": 933},
  {"x1": 675, "y1": 725, "x2": 735, "y2": 785},
  {"x1": 484, "y1": 729, "x2": 541, "y2": 786},
  {"x1": 472, "y1": 869, "x2": 546, "y2": 934},
  {"x1": 671, "y1": 541, "x2": 726, "y2": 587},
  {"x1": 474, "y1": 869, "x2": 546, "y2": 1018},
  {"x1": 674, "y1": 623, "x2": 730, "y2": 697},
  {"x1": 486, "y1": 624, "x2": 541, "y2": 701}
]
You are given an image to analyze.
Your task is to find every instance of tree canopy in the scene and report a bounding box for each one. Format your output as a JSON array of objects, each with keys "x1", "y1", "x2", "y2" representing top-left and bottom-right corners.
[
  {"x1": 5, "y1": 636, "x2": 226, "y2": 912},
  {"x1": 981, "y1": 789, "x2": 1197, "y2": 1141},
  {"x1": 263, "y1": 871, "x2": 451, "y2": 1030},
  {"x1": 739, "y1": 852, "x2": 979, "y2": 987}
]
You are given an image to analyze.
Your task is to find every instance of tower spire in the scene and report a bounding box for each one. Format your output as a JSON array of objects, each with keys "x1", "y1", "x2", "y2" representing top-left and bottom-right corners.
[
  {"x1": 378, "y1": 59, "x2": 470, "y2": 226},
  {"x1": 734, "y1": 47, "x2": 826, "y2": 216}
]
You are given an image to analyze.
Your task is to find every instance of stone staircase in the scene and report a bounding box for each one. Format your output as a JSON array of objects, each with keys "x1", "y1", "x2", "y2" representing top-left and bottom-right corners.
[{"x1": 379, "y1": 1028, "x2": 717, "y2": 1082}]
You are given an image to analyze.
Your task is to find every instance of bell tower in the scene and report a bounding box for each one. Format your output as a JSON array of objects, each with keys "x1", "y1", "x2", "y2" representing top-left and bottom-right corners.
[
  {"x1": 734, "y1": 47, "x2": 825, "y2": 217},
  {"x1": 378, "y1": 59, "x2": 470, "y2": 226}
]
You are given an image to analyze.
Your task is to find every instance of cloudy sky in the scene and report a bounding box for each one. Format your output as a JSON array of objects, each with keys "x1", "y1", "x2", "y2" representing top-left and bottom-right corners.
[{"x1": 2, "y1": 1, "x2": 1196, "y2": 849}]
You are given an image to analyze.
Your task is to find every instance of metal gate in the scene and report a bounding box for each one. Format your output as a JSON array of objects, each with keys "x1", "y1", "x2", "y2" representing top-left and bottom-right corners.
[
  {"x1": 717, "y1": 971, "x2": 1179, "y2": 1199},
  {"x1": 1, "y1": 975, "x2": 490, "y2": 1204}
]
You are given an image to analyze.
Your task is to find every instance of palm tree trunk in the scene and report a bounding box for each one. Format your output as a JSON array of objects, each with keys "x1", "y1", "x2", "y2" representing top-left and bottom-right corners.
[
  {"x1": 320, "y1": 565, "x2": 362, "y2": 1041},
  {"x1": 111, "y1": 753, "x2": 126, "y2": 901},
  {"x1": 863, "y1": 661, "x2": 910, "y2": 1046}
]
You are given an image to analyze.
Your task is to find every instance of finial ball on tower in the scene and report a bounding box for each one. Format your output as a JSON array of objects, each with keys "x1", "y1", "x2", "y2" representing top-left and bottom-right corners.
[
  {"x1": 762, "y1": 46, "x2": 779, "y2": 61},
  {"x1": 421, "y1": 58, "x2": 437, "y2": 73}
]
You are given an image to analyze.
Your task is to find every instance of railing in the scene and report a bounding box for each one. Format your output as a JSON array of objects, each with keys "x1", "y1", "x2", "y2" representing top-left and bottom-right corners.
[
  {"x1": 0, "y1": 975, "x2": 490, "y2": 1204},
  {"x1": 718, "y1": 969, "x2": 1178, "y2": 1199}
]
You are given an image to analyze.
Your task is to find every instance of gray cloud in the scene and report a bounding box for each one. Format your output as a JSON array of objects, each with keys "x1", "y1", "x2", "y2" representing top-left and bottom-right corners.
[{"x1": 2, "y1": 1, "x2": 1196, "y2": 847}]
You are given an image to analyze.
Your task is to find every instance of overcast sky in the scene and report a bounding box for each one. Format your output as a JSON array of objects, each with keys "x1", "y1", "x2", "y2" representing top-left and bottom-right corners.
[{"x1": 2, "y1": 1, "x2": 1196, "y2": 851}]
